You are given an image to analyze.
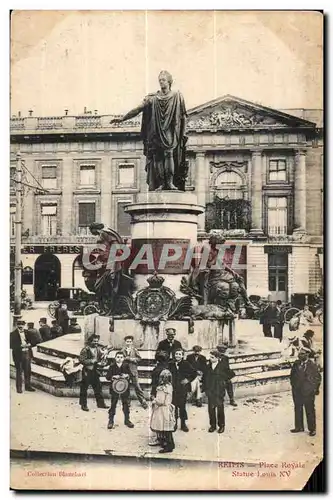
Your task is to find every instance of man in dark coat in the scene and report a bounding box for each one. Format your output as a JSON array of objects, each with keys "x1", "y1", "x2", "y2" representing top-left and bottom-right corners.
[
  {"x1": 106, "y1": 351, "x2": 134, "y2": 430},
  {"x1": 25, "y1": 322, "x2": 43, "y2": 347},
  {"x1": 157, "y1": 328, "x2": 183, "y2": 360},
  {"x1": 273, "y1": 300, "x2": 284, "y2": 342},
  {"x1": 10, "y1": 319, "x2": 35, "y2": 393},
  {"x1": 50, "y1": 320, "x2": 63, "y2": 339},
  {"x1": 55, "y1": 301, "x2": 70, "y2": 334},
  {"x1": 290, "y1": 347, "x2": 321, "y2": 436},
  {"x1": 79, "y1": 334, "x2": 108, "y2": 412},
  {"x1": 202, "y1": 350, "x2": 229, "y2": 433},
  {"x1": 216, "y1": 343, "x2": 237, "y2": 406},
  {"x1": 259, "y1": 299, "x2": 279, "y2": 338},
  {"x1": 39, "y1": 318, "x2": 52, "y2": 342},
  {"x1": 186, "y1": 345, "x2": 207, "y2": 407},
  {"x1": 168, "y1": 349, "x2": 196, "y2": 432}
]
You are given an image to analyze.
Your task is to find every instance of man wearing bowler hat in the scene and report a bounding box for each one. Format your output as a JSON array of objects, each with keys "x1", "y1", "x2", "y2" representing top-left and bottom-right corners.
[
  {"x1": 290, "y1": 346, "x2": 321, "y2": 436},
  {"x1": 10, "y1": 319, "x2": 35, "y2": 393},
  {"x1": 78, "y1": 333, "x2": 108, "y2": 411}
]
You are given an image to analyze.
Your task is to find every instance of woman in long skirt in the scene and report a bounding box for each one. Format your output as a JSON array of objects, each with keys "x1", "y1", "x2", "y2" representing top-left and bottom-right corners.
[{"x1": 150, "y1": 369, "x2": 176, "y2": 453}]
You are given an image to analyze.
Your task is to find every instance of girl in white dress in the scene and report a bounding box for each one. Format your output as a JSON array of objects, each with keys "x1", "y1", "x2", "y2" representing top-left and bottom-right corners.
[{"x1": 150, "y1": 369, "x2": 176, "y2": 453}]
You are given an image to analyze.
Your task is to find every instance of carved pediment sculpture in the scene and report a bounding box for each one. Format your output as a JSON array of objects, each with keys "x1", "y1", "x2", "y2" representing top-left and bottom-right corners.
[{"x1": 187, "y1": 106, "x2": 285, "y2": 130}]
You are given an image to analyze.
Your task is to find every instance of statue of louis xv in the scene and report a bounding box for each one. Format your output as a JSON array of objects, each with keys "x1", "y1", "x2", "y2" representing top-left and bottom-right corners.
[{"x1": 111, "y1": 70, "x2": 188, "y2": 191}]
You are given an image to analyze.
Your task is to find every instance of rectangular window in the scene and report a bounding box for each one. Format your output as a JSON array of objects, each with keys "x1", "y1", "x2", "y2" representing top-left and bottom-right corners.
[
  {"x1": 79, "y1": 165, "x2": 96, "y2": 186},
  {"x1": 267, "y1": 197, "x2": 287, "y2": 235},
  {"x1": 269, "y1": 159, "x2": 287, "y2": 182},
  {"x1": 41, "y1": 204, "x2": 57, "y2": 236},
  {"x1": 117, "y1": 201, "x2": 131, "y2": 236},
  {"x1": 268, "y1": 253, "x2": 288, "y2": 292},
  {"x1": 10, "y1": 205, "x2": 16, "y2": 237},
  {"x1": 42, "y1": 165, "x2": 57, "y2": 190},
  {"x1": 118, "y1": 164, "x2": 135, "y2": 187},
  {"x1": 78, "y1": 202, "x2": 96, "y2": 235}
]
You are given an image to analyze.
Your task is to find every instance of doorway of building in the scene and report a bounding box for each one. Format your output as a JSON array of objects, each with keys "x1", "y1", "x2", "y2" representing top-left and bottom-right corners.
[
  {"x1": 268, "y1": 253, "x2": 288, "y2": 302},
  {"x1": 34, "y1": 254, "x2": 61, "y2": 301}
]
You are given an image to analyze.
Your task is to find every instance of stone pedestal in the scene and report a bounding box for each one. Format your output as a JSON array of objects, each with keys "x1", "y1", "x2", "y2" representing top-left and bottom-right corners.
[{"x1": 125, "y1": 191, "x2": 204, "y2": 293}]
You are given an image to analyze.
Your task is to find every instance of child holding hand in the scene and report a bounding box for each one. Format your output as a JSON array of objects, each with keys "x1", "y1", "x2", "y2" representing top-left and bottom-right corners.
[{"x1": 150, "y1": 369, "x2": 176, "y2": 454}]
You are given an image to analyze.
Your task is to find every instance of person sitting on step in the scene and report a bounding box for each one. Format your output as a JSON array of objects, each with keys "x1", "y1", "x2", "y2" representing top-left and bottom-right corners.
[
  {"x1": 50, "y1": 320, "x2": 63, "y2": 339},
  {"x1": 39, "y1": 317, "x2": 52, "y2": 342},
  {"x1": 186, "y1": 345, "x2": 207, "y2": 407},
  {"x1": 68, "y1": 317, "x2": 82, "y2": 334},
  {"x1": 25, "y1": 321, "x2": 43, "y2": 347}
]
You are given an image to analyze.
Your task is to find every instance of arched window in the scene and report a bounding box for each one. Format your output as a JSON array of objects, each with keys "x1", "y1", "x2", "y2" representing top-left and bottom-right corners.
[{"x1": 214, "y1": 170, "x2": 244, "y2": 200}]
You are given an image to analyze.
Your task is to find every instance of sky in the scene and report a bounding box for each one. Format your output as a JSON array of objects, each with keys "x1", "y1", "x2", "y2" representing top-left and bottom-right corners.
[{"x1": 10, "y1": 10, "x2": 323, "y2": 117}]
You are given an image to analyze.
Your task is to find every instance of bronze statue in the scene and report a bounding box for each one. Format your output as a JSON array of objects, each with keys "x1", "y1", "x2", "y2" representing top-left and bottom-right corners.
[
  {"x1": 111, "y1": 70, "x2": 188, "y2": 191},
  {"x1": 182, "y1": 234, "x2": 253, "y2": 315},
  {"x1": 82, "y1": 223, "x2": 133, "y2": 315}
]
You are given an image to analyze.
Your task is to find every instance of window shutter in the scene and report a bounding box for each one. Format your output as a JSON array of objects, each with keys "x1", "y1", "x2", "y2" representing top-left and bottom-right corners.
[
  {"x1": 117, "y1": 202, "x2": 131, "y2": 236},
  {"x1": 287, "y1": 194, "x2": 294, "y2": 234},
  {"x1": 79, "y1": 203, "x2": 96, "y2": 226}
]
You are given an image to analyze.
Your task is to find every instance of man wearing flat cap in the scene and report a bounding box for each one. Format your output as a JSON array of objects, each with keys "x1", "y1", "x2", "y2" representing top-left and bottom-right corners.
[
  {"x1": 39, "y1": 317, "x2": 52, "y2": 342},
  {"x1": 290, "y1": 347, "x2": 321, "y2": 436},
  {"x1": 78, "y1": 333, "x2": 108, "y2": 411},
  {"x1": 25, "y1": 322, "x2": 43, "y2": 347},
  {"x1": 10, "y1": 319, "x2": 35, "y2": 393}
]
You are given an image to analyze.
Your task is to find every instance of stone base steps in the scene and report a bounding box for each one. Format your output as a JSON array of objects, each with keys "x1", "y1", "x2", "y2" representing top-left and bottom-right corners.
[
  {"x1": 10, "y1": 362, "x2": 291, "y2": 399},
  {"x1": 10, "y1": 335, "x2": 294, "y2": 399}
]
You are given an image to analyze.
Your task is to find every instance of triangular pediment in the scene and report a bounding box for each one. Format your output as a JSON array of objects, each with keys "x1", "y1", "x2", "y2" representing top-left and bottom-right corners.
[{"x1": 187, "y1": 95, "x2": 316, "y2": 131}]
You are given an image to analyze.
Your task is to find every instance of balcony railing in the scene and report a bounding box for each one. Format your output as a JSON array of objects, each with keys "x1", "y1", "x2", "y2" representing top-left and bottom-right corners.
[
  {"x1": 75, "y1": 116, "x2": 102, "y2": 129},
  {"x1": 10, "y1": 114, "x2": 142, "y2": 134},
  {"x1": 11, "y1": 118, "x2": 25, "y2": 130},
  {"x1": 37, "y1": 117, "x2": 63, "y2": 129}
]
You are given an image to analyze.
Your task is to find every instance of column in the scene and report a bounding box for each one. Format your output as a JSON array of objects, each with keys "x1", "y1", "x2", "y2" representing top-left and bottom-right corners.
[
  {"x1": 195, "y1": 152, "x2": 207, "y2": 232},
  {"x1": 100, "y1": 154, "x2": 112, "y2": 227},
  {"x1": 61, "y1": 156, "x2": 73, "y2": 236},
  {"x1": 294, "y1": 150, "x2": 307, "y2": 233},
  {"x1": 249, "y1": 150, "x2": 264, "y2": 236}
]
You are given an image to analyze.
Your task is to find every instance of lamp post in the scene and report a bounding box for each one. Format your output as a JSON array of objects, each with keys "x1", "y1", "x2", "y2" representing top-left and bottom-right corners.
[{"x1": 13, "y1": 151, "x2": 22, "y2": 326}]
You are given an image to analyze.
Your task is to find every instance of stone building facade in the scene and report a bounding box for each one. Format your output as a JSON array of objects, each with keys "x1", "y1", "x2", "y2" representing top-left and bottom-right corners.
[{"x1": 10, "y1": 95, "x2": 323, "y2": 303}]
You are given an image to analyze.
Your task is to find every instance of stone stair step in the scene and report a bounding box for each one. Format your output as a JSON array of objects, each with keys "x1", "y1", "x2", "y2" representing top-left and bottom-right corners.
[
  {"x1": 32, "y1": 352, "x2": 64, "y2": 371},
  {"x1": 231, "y1": 357, "x2": 293, "y2": 376}
]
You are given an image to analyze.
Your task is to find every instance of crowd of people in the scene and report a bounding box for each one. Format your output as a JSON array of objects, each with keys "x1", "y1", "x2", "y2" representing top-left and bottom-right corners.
[
  {"x1": 77, "y1": 327, "x2": 237, "y2": 454},
  {"x1": 10, "y1": 313, "x2": 322, "y2": 456},
  {"x1": 76, "y1": 327, "x2": 321, "y2": 454}
]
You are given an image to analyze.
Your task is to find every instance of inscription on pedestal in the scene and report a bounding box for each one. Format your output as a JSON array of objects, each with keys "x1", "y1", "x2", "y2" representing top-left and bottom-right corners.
[{"x1": 130, "y1": 238, "x2": 190, "y2": 274}]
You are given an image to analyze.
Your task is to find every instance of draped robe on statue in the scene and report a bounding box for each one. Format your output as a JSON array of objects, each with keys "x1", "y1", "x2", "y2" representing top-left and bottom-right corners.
[{"x1": 141, "y1": 90, "x2": 188, "y2": 191}]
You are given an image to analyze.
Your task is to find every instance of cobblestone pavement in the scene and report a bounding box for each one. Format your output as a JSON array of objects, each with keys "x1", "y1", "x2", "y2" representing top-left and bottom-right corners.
[{"x1": 10, "y1": 379, "x2": 322, "y2": 464}]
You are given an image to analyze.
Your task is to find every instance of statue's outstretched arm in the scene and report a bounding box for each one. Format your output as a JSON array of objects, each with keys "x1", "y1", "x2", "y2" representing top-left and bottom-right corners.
[{"x1": 110, "y1": 103, "x2": 144, "y2": 125}]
